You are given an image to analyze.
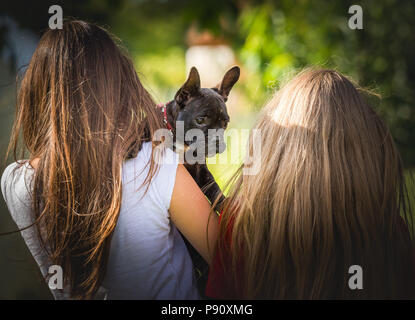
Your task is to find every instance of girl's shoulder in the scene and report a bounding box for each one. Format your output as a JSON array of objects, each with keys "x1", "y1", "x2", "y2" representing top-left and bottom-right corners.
[
  {"x1": 1, "y1": 161, "x2": 33, "y2": 205},
  {"x1": 1, "y1": 160, "x2": 35, "y2": 231},
  {"x1": 122, "y1": 142, "x2": 180, "y2": 212}
]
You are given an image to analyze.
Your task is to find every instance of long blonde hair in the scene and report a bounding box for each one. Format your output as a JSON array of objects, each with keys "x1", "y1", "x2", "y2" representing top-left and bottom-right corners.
[{"x1": 216, "y1": 68, "x2": 415, "y2": 299}]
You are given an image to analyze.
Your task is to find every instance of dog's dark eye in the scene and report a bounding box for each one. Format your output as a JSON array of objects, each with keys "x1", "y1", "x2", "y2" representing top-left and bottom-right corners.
[{"x1": 195, "y1": 116, "x2": 206, "y2": 125}]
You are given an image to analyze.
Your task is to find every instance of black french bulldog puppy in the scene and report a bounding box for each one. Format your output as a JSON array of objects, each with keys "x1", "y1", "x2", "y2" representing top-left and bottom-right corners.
[
  {"x1": 160, "y1": 66, "x2": 239, "y2": 297},
  {"x1": 162, "y1": 66, "x2": 240, "y2": 210}
]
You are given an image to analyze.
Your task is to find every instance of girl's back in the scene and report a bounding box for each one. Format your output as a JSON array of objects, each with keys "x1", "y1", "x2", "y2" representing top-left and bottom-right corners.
[
  {"x1": 208, "y1": 68, "x2": 415, "y2": 299},
  {"x1": 2, "y1": 142, "x2": 199, "y2": 299}
]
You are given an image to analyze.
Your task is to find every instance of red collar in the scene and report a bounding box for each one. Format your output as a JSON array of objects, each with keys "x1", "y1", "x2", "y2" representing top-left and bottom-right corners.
[{"x1": 158, "y1": 103, "x2": 173, "y2": 131}]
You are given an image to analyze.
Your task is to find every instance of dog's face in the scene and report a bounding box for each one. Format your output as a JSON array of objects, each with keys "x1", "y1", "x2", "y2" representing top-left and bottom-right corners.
[{"x1": 172, "y1": 66, "x2": 240, "y2": 158}]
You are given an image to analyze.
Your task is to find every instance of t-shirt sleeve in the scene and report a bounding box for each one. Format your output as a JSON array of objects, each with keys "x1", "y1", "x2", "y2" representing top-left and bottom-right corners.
[
  {"x1": 1, "y1": 162, "x2": 18, "y2": 207},
  {"x1": 1, "y1": 162, "x2": 33, "y2": 222},
  {"x1": 149, "y1": 145, "x2": 180, "y2": 213}
]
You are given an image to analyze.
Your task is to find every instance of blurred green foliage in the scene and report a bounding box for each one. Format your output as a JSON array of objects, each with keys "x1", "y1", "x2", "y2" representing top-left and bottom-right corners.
[{"x1": 236, "y1": 0, "x2": 415, "y2": 165}]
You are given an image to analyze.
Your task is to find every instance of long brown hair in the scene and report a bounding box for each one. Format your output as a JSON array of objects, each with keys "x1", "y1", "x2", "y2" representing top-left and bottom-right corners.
[
  {"x1": 6, "y1": 20, "x2": 163, "y2": 299},
  {"x1": 216, "y1": 68, "x2": 415, "y2": 299}
]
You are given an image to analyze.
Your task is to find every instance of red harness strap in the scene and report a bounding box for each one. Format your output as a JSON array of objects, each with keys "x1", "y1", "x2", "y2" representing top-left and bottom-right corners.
[{"x1": 158, "y1": 103, "x2": 173, "y2": 131}]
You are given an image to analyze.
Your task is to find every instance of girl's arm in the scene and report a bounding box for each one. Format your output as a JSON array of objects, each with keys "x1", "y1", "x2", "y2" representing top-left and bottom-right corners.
[{"x1": 169, "y1": 164, "x2": 219, "y2": 264}]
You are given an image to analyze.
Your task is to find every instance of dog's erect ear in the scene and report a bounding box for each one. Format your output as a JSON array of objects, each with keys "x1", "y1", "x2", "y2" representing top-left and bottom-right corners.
[
  {"x1": 216, "y1": 66, "x2": 240, "y2": 101},
  {"x1": 174, "y1": 67, "x2": 201, "y2": 107}
]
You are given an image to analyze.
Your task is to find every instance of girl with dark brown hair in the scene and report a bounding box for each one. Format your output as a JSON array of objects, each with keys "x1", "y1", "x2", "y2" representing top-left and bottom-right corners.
[{"x1": 1, "y1": 20, "x2": 218, "y2": 299}]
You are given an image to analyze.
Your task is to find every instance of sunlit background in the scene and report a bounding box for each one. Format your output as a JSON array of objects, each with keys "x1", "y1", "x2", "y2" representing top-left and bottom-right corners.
[{"x1": 0, "y1": 0, "x2": 414, "y2": 299}]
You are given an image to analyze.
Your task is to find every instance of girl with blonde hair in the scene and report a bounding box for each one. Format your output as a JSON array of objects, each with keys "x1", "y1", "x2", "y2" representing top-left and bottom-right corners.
[{"x1": 207, "y1": 68, "x2": 415, "y2": 299}]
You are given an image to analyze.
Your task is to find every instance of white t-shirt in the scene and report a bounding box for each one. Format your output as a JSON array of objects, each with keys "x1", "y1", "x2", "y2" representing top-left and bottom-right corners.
[{"x1": 1, "y1": 142, "x2": 200, "y2": 299}]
